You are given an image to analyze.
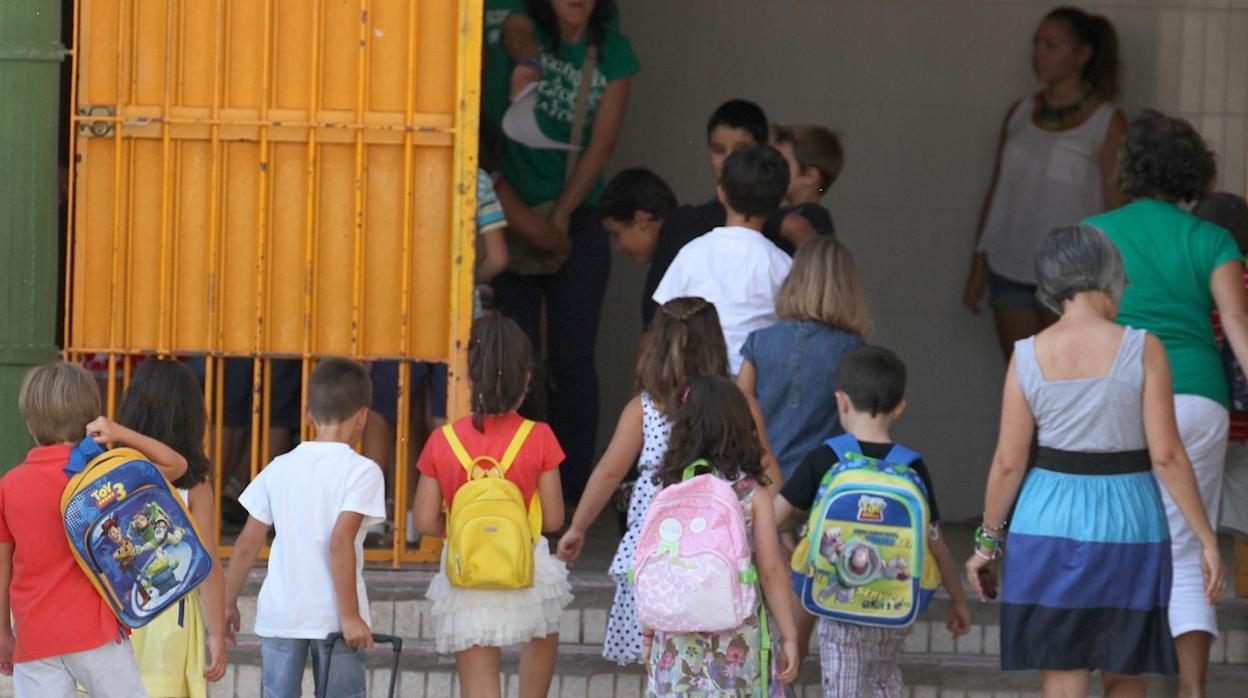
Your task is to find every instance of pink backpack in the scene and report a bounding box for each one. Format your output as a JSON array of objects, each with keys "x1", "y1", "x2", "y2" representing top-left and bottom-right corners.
[{"x1": 631, "y1": 460, "x2": 758, "y2": 633}]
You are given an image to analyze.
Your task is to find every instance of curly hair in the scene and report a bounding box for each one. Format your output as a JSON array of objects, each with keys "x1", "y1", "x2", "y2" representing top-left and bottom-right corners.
[
  {"x1": 523, "y1": 0, "x2": 618, "y2": 48},
  {"x1": 655, "y1": 376, "x2": 767, "y2": 489},
  {"x1": 1118, "y1": 109, "x2": 1216, "y2": 203}
]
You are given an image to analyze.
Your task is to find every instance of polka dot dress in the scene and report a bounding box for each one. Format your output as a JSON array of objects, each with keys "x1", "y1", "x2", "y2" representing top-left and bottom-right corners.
[{"x1": 603, "y1": 392, "x2": 671, "y2": 665}]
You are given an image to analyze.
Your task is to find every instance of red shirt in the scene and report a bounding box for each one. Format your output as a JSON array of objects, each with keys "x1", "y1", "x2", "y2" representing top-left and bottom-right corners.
[
  {"x1": 0, "y1": 446, "x2": 124, "y2": 662},
  {"x1": 1211, "y1": 270, "x2": 1248, "y2": 441},
  {"x1": 417, "y1": 413, "x2": 564, "y2": 510}
]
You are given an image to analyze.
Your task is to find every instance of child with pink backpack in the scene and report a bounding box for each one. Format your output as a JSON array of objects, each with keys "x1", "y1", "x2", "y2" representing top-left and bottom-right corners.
[{"x1": 633, "y1": 375, "x2": 799, "y2": 696}]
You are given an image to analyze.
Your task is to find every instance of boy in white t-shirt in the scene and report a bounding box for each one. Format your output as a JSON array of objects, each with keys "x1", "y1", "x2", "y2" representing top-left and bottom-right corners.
[
  {"x1": 653, "y1": 144, "x2": 793, "y2": 374},
  {"x1": 224, "y1": 358, "x2": 386, "y2": 698}
]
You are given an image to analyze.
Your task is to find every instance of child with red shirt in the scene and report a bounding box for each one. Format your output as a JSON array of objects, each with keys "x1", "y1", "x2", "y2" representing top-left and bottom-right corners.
[
  {"x1": 412, "y1": 312, "x2": 570, "y2": 698},
  {"x1": 0, "y1": 362, "x2": 187, "y2": 697}
]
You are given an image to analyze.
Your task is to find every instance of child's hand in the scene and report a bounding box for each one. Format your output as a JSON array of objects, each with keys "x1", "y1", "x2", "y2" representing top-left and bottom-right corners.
[
  {"x1": 556, "y1": 528, "x2": 585, "y2": 564},
  {"x1": 946, "y1": 600, "x2": 972, "y2": 638},
  {"x1": 964, "y1": 554, "x2": 998, "y2": 602},
  {"x1": 204, "y1": 634, "x2": 228, "y2": 682},
  {"x1": 225, "y1": 603, "x2": 241, "y2": 643},
  {"x1": 87, "y1": 416, "x2": 125, "y2": 445},
  {"x1": 0, "y1": 629, "x2": 13, "y2": 676},
  {"x1": 777, "y1": 635, "x2": 801, "y2": 684},
  {"x1": 341, "y1": 615, "x2": 374, "y2": 651}
]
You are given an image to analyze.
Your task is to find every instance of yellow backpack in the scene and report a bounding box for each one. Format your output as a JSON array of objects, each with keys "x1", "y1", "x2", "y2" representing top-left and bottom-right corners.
[{"x1": 443, "y1": 419, "x2": 542, "y2": 589}]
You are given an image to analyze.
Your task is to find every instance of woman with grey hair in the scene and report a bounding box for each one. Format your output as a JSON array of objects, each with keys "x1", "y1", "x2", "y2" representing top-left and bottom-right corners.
[
  {"x1": 1084, "y1": 110, "x2": 1248, "y2": 695},
  {"x1": 966, "y1": 226, "x2": 1223, "y2": 696}
]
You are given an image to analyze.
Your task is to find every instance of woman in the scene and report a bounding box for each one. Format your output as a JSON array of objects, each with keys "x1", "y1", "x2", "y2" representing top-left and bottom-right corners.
[
  {"x1": 1085, "y1": 110, "x2": 1248, "y2": 697},
  {"x1": 966, "y1": 226, "x2": 1224, "y2": 698},
  {"x1": 964, "y1": 6, "x2": 1126, "y2": 358},
  {"x1": 489, "y1": 0, "x2": 638, "y2": 505}
]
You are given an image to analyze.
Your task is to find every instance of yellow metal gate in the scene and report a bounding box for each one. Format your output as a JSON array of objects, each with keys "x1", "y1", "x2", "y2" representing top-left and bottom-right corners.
[{"x1": 66, "y1": 0, "x2": 483, "y2": 565}]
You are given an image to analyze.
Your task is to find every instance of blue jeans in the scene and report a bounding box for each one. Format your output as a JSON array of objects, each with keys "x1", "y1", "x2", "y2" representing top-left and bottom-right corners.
[{"x1": 260, "y1": 637, "x2": 365, "y2": 698}]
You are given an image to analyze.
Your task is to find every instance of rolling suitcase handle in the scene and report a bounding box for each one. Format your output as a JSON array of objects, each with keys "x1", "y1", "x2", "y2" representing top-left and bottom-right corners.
[{"x1": 316, "y1": 632, "x2": 403, "y2": 698}]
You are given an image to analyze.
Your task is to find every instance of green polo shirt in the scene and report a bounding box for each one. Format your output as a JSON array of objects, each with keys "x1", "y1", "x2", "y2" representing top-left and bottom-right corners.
[{"x1": 1085, "y1": 199, "x2": 1243, "y2": 407}]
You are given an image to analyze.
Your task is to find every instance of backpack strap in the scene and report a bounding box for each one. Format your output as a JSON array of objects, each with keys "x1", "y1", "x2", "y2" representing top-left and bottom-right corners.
[
  {"x1": 498, "y1": 419, "x2": 535, "y2": 475},
  {"x1": 884, "y1": 443, "x2": 920, "y2": 467},
  {"x1": 681, "y1": 458, "x2": 717, "y2": 481},
  {"x1": 441, "y1": 423, "x2": 473, "y2": 470},
  {"x1": 823, "y1": 433, "x2": 863, "y2": 463},
  {"x1": 65, "y1": 437, "x2": 105, "y2": 477}
]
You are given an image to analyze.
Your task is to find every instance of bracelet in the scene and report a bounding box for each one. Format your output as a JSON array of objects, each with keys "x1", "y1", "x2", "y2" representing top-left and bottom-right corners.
[
  {"x1": 518, "y1": 56, "x2": 542, "y2": 70},
  {"x1": 974, "y1": 524, "x2": 1004, "y2": 555},
  {"x1": 973, "y1": 544, "x2": 998, "y2": 561},
  {"x1": 981, "y1": 514, "x2": 1008, "y2": 535}
]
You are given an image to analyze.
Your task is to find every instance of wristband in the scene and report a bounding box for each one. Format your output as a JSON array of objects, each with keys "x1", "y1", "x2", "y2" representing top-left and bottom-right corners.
[
  {"x1": 973, "y1": 544, "x2": 998, "y2": 561},
  {"x1": 518, "y1": 57, "x2": 542, "y2": 71},
  {"x1": 974, "y1": 524, "x2": 1003, "y2": 557}
]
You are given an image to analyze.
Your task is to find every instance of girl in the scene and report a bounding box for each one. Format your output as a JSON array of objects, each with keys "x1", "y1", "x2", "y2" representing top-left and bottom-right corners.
[
  {"x1": 641, "y1": 375, "x2": 799, "y2": 696},
  {"x1": 963, "y1": 6, "x2": 1126, "y2": 357},
  {"x1": 119, "y1": 360, "x2": 228, "y2": 697},
  {"x1": 557, "y1": 297, "x2": 781, "y2": 666},
  {"x1": 739, "y1": 236, "x2": 869, "y2": 479},
  {"x1": 966, "y1": 226, "x2": 1224, "y2": 697},
  {"x1": 413, "y1": 312, "x2": 571, "y2": 698}
]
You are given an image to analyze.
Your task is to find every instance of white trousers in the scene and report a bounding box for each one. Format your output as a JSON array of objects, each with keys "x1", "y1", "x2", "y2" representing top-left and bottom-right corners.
[
  {"x1": 13, "y1": 638, "x2": 147, "y2": 698},
  {"x1": 1156, "y1": 394, "x2": 1227, "y2": 638}
]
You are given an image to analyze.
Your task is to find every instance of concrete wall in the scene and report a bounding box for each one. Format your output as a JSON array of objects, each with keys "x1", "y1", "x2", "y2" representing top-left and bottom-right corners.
[{"x1": 595, "y1": 0, "x2": 1248, "y2": 520}]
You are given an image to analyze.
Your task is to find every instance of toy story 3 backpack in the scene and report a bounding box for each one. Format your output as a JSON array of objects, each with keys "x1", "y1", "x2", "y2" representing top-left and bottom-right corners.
[
  {"x1": 790, "y1": 433, "x2": 940, "y2": 628},
  {"x1": 443, "y1": 419, "x2": 543, "y2": 590},
  {"x1": 631, "y1": 460, "x2": 759, "y2": 634},
  {"x1": 61, "y1": 438, "x2": 213, "y2": 628}
]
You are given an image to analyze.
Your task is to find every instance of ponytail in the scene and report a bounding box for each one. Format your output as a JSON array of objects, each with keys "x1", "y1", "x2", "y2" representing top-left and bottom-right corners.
[
  {"x1": 1045, "y1": 6, "x2": 1121, "y2": 101},
  {"x1": 468, "y1": 312, "x2": 533, "y2": 432}
]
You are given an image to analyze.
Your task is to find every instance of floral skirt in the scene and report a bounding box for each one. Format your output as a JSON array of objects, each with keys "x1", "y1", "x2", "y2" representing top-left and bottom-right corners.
[{"x1": 644, "y1": 607, "x2": 783, "y2": 697}]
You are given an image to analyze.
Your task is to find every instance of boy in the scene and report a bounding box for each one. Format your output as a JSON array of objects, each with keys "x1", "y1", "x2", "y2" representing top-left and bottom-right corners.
[
  {"x1": 652, "y1": 144, "x2": 793, "y2": 376},
  {"x1": 0, "y1": 362, "x2": 187, "y2": 696},
  {"x1": 775, "y1": 347, "x2": 971, "y2": 697},
  {"x1": 597, "y1": 167, "x2": 680, "y2": 325},
  {"x1": 766, "y1": 124, "x2": 843, "y2": 254},
  {"x1": 225, "y1": 358, "x2": 385, "y2": 698}
]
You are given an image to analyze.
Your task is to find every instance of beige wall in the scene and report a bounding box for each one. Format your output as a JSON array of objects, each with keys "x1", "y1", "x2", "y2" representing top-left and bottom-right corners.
[{"x1": 594, "y1": 0, "x2": 1248, "y2": 519}]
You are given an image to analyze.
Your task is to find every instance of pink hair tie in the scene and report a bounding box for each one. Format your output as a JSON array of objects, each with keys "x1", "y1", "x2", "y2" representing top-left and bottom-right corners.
[{"x1": 680, "y1": 386, "x2": 692, "y2": 404}]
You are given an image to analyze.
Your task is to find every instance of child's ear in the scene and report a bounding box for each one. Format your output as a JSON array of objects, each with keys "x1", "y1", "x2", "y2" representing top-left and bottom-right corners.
[
  {"x1": 834, "y1": 391, "x2": 850, "y2": 414},
  {"x1": 715, "y1": 183, "x2": 728, "y2": 206},
  {"x1": 890, "y1": 399, "x2": 907, "y2": 420}
]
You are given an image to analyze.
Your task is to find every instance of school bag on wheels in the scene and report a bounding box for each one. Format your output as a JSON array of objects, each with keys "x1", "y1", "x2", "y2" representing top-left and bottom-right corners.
[
  {"x1": 442, "y1": 419, "x2": 543, "y2": 589},
  {"x1": 790, "y1": 433, "x2": 940, "y2": 628},
  {"x1": 61, "y1": 438, "x2": 213, "y2": 628},
  {"x1": 317, "y1": 632, "x2": 403, "y2": 698}
]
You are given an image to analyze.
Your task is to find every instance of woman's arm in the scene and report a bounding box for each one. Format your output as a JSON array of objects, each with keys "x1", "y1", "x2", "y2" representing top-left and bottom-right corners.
[
  {"x1": 494, "y1": 178, "x2": 572, "y2": 257},
  {"x1": 1140, "y1": 334, "x2": 1224, "y2": 603},
  {"x1": 188, "y1": 483, "x2": 228, "y2": 680},
  {"x1": 1098, "y1": 109, "x2": 1128, "y2": 210},
  {"x1": 751, "y1": 491, "x2": 800, "y2": 684},
  {"x1": 964, "y1": 101, "x2": 1019, "y2": 313},
  {"x1": 549, "y1": 77, "x2": 631, "y2": 232},
  {"x1": 964, "y1": 356, "x2": 1033, "y2": 599},
  {"x1": 1212, "y1": 260, "x2": 1248, "y2": 374},
  {"x1": 557, "y1": 397, "x2": 643, "y2": 562},
  {"x1": 501, "y1": 13, "x2": 542, "y2": 99}
]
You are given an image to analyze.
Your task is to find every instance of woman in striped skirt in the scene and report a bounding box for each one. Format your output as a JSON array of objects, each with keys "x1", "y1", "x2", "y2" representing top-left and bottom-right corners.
[{"x1": 965, "y1": 225, "x2": 1225, "y2": 697}]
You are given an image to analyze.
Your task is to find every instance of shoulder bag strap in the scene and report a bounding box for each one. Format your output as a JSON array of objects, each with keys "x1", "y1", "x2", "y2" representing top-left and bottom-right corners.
[{"x1": 563, "y1": 44, "x2": 598, "y2": 183}]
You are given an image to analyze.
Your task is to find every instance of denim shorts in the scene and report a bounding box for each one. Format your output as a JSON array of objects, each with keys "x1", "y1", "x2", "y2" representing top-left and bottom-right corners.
[
  {"x1": 260, "y1": 636, "x2": 365, "y2": 698},
  {"x1": 988, "y1": 270, "x2": 1043, "y2": 310},
  {"x1": 369, "y1": 361, "x2": 447, "y2": 422}
]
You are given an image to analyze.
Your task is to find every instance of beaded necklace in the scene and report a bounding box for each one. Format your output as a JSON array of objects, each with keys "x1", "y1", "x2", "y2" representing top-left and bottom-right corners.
[{"x1": 1034, "y1": 89, "x2": 1094, "y2": 131}]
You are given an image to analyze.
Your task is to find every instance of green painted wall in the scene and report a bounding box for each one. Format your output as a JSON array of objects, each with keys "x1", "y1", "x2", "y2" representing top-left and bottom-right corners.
[{"x1": 0, "y1": 0, "x2": 65, "y2": 469}]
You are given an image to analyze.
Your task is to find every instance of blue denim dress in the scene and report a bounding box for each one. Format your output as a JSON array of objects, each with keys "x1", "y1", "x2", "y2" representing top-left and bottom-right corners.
[{"x1": 740, "y1": 320, "x2": 863, "y2": 478}]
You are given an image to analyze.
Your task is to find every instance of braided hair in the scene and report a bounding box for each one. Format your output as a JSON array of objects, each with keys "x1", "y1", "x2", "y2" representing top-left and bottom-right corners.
[
  {"x1": 635, "y1": 297, "x2": 729, "y2": 416},
  {"x1": 468, "y1": 312, "x2": 533, "y2": 432}
]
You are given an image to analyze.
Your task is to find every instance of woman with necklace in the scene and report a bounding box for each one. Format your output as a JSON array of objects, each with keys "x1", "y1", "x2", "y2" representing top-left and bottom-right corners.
[{"x1": 963, "y1": 6, "x2": 1126, "y2": 359}]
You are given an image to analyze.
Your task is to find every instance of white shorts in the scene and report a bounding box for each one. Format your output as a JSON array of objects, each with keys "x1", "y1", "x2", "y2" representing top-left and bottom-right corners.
[
  {"x1": 1156, "y1": 394, "x2": 1228, "y2": 638},
  {"x1": 1220, "y1": 440, "x2": 1248, "y2": 538},
  {"x1": 13, "y1": 637, "x2": 147, "y2": 698}
]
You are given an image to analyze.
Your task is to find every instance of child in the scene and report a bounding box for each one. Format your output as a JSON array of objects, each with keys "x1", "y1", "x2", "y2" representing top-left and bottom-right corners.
[
  {"x1": 739, "y1": 237, "x2": 868, "y2": 479},
  {"x1": 118, "y1": 360, "x2": 227, "y2": 697},
  {"x1": 224, "y1": 358, "x2": 385, "y2": 698},
  {"x1": 653, "y1": 144, "x2": 793, "y2": 376},
  {"x1": 556, "y1": 296, "x2": 731, "y2": 665},
  {"x1": 765, "y1": 124, "x2": 842, "y2": 254},
  {"x1": 412, "y1": 312, "x2": 570, "y2": 698},
  {"x1": 775, "y1": 347, "x2": 970, "y2": 696},
  {"x1": 0, "y1": 361, "x2": 187, "y2": 696},
  {"x1": 641, "y1": 375, "x2": 800, "y2": 695}
]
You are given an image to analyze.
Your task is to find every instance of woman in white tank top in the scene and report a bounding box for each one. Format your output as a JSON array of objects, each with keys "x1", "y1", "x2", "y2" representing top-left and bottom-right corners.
[{"x1": 963, "y1": 7, "x2": 1127, "y2": 359}]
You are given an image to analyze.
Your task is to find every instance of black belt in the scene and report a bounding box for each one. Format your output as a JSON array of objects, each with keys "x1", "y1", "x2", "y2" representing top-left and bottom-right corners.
[{"x1": 1034, "y1": 447, "x2": 1151, "y2": 475}]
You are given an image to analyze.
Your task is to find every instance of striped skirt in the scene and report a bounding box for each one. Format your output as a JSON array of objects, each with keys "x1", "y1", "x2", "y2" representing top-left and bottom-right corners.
[{"x1": 1001, "y1": 448, "x2": 1178, "y2": 675}]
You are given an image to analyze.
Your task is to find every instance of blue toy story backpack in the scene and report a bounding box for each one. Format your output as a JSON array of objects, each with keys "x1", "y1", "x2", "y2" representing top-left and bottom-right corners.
[
  {"x1": 789, "y1": 433, "x2": 940, "y2": 628},
  {"x1": 60, "y1": 438, "x2": 213, "y2": 628}
]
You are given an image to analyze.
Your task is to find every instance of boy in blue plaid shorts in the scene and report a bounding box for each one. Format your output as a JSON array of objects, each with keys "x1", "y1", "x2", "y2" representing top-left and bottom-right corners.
[{"x1": 774, "y1": 347, "x2": 971, "y2": 697}]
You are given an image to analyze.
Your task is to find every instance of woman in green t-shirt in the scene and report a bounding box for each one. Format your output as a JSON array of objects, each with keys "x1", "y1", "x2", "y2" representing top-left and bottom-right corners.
[
  {"x1": 487, "y1": 0, "x2": 639, "y2": 507},
  {"x1": 1084, "y1": 110, "x2": 1248, "y2": 697}
]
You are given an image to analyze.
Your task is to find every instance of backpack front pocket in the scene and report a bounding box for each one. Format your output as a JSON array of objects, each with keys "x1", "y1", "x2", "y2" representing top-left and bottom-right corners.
[{"x1": 634, "y1": 548, "x2": 750, "y2": 633}]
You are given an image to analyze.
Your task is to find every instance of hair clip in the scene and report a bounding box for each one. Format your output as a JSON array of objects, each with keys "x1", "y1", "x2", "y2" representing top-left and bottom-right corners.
[{"x1": 680, "y1": 386, "x2": 692, "y2": 404}]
